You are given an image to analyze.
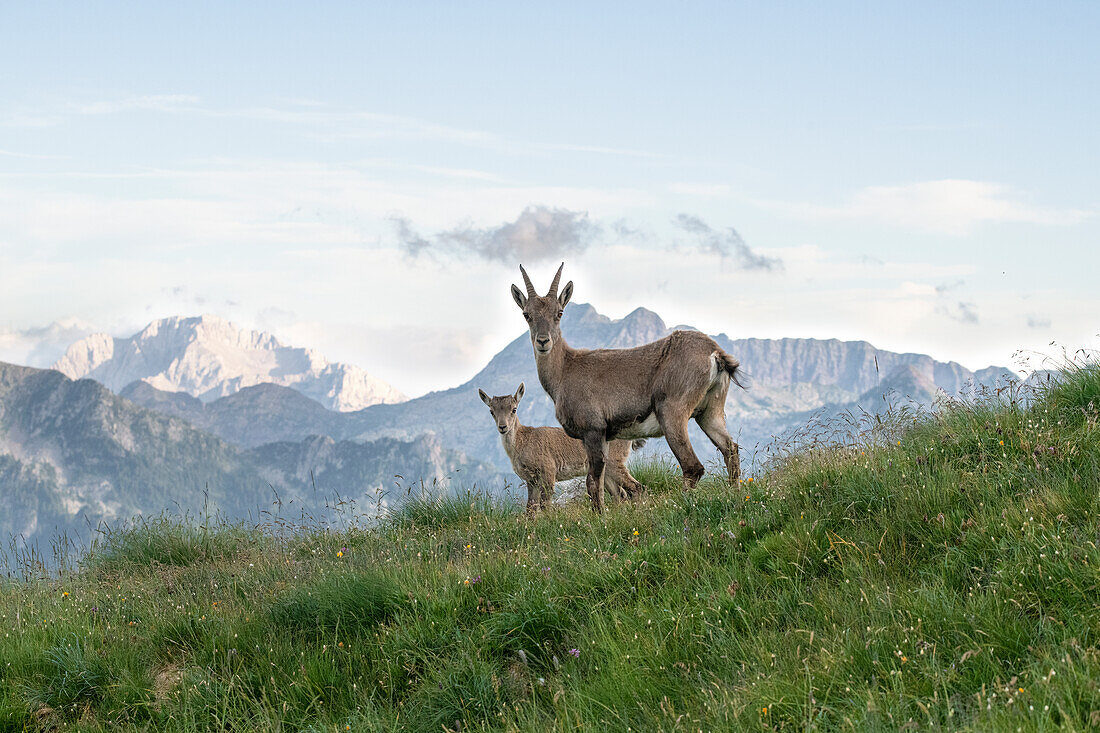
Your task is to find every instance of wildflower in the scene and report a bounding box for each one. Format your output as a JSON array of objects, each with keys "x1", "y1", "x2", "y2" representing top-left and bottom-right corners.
[
  {"x1": 1019, "y1": 687, "x2": 1024, "y2": 693},
  {"x1": 897, "y1": 440, "x2": 901, "y2": 446},
  {"x1": 568, "y1": 648, "x2": 580, "y2": 657},
  {"x1": 336, "y1": 551, "x2": 344, "y2": 558},
  {"x1": 762, "y1": 706, "x2": 768, "y2": 715},
  {"x1": 61, "y1": 591, "x2": 69, "y2": 597},
  {"x1": 212, "y1": 601, "x2": 219, "y2": 608},
  {"x1": 745, "y1": 495, "x2": 750, "y2": 501},
  {"x1": 632, "y1": 529, "x2": 639, "y2": 536},
  {"x1": 999, "y1": 440, "x2": 1004, "y2": 446}
]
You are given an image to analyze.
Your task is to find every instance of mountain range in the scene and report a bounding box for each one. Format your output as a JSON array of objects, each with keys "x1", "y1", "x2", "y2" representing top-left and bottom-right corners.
[
  {"x1": 2, "y1": 305, "x2": 1015, "y2": 548},
  {"x1": 119, "y1": 304, "x2": 1013, "y2": 470}
]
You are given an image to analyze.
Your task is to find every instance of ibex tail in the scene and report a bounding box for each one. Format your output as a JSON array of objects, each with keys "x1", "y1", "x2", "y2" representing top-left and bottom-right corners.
[{"x1": 718, "y1": 352, "x2": 746, "y2": 389}]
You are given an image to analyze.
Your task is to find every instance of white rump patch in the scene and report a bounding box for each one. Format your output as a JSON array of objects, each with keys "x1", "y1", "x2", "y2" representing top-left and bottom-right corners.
[
  {"x1": 708, "y1": 352, "x2": 728, "y2": 391},
  {"x1": 617, "y1": 412, "x2": 662, "y2": 440}
]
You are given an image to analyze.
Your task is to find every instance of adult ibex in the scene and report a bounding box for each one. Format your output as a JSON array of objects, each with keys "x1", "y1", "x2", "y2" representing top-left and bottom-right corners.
[
  {"x1": 478, "y1": 383, "x2": 645, "y2": 513},
  {"x1": 511, "y1": 263, "x2": 744, "y2": 513}
]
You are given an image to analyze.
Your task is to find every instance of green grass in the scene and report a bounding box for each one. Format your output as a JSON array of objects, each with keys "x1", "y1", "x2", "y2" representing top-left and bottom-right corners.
[{"x1": 2, "y1": 364, "x2": 1099, "y2": 731}]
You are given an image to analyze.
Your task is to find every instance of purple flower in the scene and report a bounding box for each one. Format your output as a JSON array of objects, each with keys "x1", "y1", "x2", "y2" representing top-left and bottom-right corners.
[{"x1": 568, "y1": 648, "x2": 580, "y2": 658}]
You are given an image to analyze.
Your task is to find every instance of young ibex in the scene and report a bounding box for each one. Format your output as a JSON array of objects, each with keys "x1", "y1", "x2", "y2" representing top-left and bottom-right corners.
[
  {"x1": 511, "y1": 263, "x2": 745, "y2": 513},
  {"x1": 479, "y1": 383, "x2": 645, "y2": 513}
]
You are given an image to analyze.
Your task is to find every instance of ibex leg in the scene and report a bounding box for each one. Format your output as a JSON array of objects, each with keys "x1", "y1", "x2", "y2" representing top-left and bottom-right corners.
[
  {"x1": 582, "y1": 432, "x2": 608, "y2": 513},
  {"x1": 697, "y1": 410, "x2": 741, "y2": 485},
  {"x1": 657, "y1": 406, "x2": 704, "y2": 489}
]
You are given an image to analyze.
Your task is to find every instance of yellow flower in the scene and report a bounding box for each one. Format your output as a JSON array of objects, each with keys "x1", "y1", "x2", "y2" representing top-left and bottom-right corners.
[
  {"x1": 999, "y1": 440, "x2": 1004, "y2": 446},
  {"x1": 1018, "y1": 687, "x2": 1024, "y2": 693},
  {"x1": 337, "y1": 550, "x2": 344, "y2": 557},
  {"x1": 632, "y1": 530, "x2": 639, "y2": 536},
  {"x1": 61, "y1": 591, "x2": 69, "y2": 597},
  {"x1": 762, "y1": 706, "x2": 768, "y2": 715},
  {"x1": 896, "y1": 440, "x2": 901, "y2": 446}
]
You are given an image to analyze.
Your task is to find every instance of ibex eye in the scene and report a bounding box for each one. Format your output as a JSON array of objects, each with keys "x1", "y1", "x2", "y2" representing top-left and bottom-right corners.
[
  {"x1": 557, "y1": 310, "x2": 563, "y2": 319},
  {"x1": 512, "y1": 408, "x2": 517, "y2": 414}
]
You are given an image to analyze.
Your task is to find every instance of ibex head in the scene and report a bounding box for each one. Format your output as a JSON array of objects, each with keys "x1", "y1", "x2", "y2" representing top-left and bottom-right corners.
[
  {"x1": 478, "y1": 383, "x2": 525, "y2": 434},
  {"x1": 510, "y1": 263, "x2": 573, "y2": 355}
]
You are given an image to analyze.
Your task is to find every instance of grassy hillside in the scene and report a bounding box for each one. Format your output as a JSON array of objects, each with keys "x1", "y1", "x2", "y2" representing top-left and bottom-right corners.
[{"x1": 1, "y1": 365, "x2": 1098, "y2": 731}]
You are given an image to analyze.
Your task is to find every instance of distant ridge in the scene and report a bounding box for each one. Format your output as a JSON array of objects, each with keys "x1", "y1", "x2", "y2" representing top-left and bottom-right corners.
[
  {"x1": 117, "y1": 304, "x2": 1013, "y2": 472},
  {"x1": 54, "y1": 314, "x2": 405, "y2": 412}
]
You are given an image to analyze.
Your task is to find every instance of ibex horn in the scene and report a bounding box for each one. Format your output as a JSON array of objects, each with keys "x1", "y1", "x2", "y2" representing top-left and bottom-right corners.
[
  {"x1": 547, "y1": 262, "x2": 564, "y2": 297},
  {"x1": 519, "y1": 265, "x2": 536, "y2": 297}
]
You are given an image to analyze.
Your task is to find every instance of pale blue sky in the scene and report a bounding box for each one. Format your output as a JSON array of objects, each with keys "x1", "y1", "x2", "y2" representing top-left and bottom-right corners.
[{"x1": 1, "y1": 2, "x2": 1097, "y2": 394}]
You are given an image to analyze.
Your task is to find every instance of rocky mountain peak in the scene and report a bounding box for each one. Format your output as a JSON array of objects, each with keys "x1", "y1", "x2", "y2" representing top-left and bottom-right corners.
[{"x1": 53, "y1": 315, "x2": 405, "y2": 412}]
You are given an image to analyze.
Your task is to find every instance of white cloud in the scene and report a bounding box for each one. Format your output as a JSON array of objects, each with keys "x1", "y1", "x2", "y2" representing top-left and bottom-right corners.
[
  {"x1": 3, "y1": 95, "x2": 672, "y2": 162},
  {"x1": 667, "y1": 182, "x2": 735, "y2": 198},
  {"x1": 0, "y1": 148, "x2": 65, "y2": 160},
  {"x1": 2, "y1": 233, "x2": 1096, "y2": 395},
  {"x1": 0, "y1": 160, "x2": 654, "y2": 251},
  {"x1": 73, "y1": 95, "x2": 203, "y2": 115},
  {"x1": 753, "y1": 180, "x2": 1091, "y2": 235},
  {"x1": 0, "y1": 319, "x2": 97, "y2": 368}
]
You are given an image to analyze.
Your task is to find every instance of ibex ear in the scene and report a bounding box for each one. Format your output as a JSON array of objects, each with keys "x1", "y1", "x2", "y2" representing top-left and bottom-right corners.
[
  {"x1": 558, "y1": 281, "x2": 574, "y2": 308},
  {"x1": 510, "y1": 284, "x2": 527, "y2": 309},
  {"x1": 514, "y1": 383, "x2": 525, "y2": 401},
  {"x1": 478, "y1": 389, "x2": 491, "y2": 406}
]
